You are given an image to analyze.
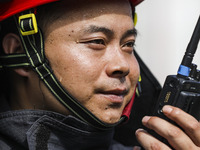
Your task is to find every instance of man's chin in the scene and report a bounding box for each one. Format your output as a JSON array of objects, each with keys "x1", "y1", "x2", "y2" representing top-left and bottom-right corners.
[{"x1": 97, "y1": 113, "x2": 122, "y2": 124}]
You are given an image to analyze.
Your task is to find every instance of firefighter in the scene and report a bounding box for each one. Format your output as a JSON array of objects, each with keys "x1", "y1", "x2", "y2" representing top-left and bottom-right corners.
[
  {"x1": 0, "y1": 0, "x2": 141, "y2": 149},
  {"x1": 1, "y1": 0, "x2": 200, "y2": 149}
]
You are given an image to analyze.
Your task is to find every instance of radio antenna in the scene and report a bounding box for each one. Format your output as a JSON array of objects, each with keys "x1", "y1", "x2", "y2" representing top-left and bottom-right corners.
[{"x1": 178, "y1": 15, "x2": 200, "y2": 77}]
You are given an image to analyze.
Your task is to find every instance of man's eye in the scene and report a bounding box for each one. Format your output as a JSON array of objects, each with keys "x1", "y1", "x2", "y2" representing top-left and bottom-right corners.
[
  {"x1": 80, "y1": 39, "x2": 106, "y2": 50},
  {"x1": 122, "y1": 41, "x2": 136, "y2": 53},
  {"x1": 124, "y1": 41, "x2": 135, "y2": 48},
  {"x1": 86, "y1": 39, "x2": 105, "y2": 45}
]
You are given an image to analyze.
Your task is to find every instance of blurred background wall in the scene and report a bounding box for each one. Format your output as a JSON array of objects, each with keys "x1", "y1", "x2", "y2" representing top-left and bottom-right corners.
[{"x1": 136, "y1": 0, "x2": 200, "y2": 85}]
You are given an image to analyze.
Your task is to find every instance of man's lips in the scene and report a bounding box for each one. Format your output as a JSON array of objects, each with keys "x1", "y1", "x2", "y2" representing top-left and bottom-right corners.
[
  {"x1": 99, "y1": 88, "x2": 128, "y2": 103},
  {"x1": 101, "y1": 89, "x2": 128, "y2": 95}
]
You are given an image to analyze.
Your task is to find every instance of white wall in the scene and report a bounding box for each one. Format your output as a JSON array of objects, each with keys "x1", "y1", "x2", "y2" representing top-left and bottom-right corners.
[{"x1": 135, "y1": 0, "x2": 200, "y2": 85}]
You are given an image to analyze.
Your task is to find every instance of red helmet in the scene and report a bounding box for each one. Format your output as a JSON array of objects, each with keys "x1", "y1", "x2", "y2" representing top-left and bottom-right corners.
[{"x1": 0, "y1": 0, "x2": 143, "y2": 21}]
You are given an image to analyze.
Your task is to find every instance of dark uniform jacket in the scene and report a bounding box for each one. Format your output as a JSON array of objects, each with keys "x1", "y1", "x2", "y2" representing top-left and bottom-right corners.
[{"x1": 0, "y1": 95, "x2": 133, "y2": 150}]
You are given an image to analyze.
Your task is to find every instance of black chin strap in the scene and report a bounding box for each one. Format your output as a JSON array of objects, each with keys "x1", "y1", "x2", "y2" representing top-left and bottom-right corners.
[
  {"x1": 0, "y1": 53, "x2": 29, "y2": 69},
  {"x1": 0, "y1": 15, "x2": 127, "y2": 130}
]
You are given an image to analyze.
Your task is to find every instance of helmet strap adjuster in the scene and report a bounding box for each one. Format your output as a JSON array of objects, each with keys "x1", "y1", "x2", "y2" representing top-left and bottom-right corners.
[{"x1": 19, "y1": 13, "x2": 38, "y2": 36}]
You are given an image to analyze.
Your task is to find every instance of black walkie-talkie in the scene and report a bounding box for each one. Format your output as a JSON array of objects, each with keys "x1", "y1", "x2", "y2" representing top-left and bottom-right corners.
[{"x1": 149, "y1": 15, "x2": 200, "y2": 146}]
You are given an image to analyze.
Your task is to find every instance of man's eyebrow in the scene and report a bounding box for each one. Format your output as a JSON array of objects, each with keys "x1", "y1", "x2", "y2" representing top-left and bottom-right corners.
[
  {"x1": 82, "y1": 25, "x2": 137, "y2": 40},
  {"x1": 121, "y1": 28, "x2": 137, "y2": 40},
  {"x1": 83, "y1": 25, "x2": 114, "y2": 38}
]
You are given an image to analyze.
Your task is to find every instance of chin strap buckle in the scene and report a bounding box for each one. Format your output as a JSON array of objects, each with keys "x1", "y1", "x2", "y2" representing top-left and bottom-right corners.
[{"x1": 19, "y1": 13, "x2": 38, "y2": 36}]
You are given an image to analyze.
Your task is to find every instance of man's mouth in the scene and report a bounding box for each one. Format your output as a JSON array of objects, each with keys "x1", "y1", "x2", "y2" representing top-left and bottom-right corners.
[{"x1": 99, "y1": 88, "x2": 128, "y2": 104}]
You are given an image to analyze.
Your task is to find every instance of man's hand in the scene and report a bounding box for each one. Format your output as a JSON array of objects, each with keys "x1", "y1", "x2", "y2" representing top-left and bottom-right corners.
[{"x1": 135, "y1": 105, "x2": 200, "y2": 150}]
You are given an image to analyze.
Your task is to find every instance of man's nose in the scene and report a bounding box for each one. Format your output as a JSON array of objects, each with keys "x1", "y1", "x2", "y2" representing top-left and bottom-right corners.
[{"x1": 105, "y1": 50, "x2": 130, "y2": 78}]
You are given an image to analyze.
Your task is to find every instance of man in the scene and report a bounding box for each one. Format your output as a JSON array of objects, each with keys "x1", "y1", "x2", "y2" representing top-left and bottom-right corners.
[
  {"x1": 0, "y1": 0, "x2": 141, "y2": 149},
  {"x1": 0, "y1": 0, "x2": 200, "y2": 150}
]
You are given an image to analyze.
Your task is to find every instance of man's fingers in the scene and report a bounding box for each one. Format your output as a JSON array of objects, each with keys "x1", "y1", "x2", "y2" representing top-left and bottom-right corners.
[
  {"x1": 135, "y1": 128, "x2": 170, "y2": 150},
  {"x1": 141, "y1": 115, "x2": 197, "y2": 150},
  {"x1": 162, "y1": 105, "x2": 200, "y2": 147}
]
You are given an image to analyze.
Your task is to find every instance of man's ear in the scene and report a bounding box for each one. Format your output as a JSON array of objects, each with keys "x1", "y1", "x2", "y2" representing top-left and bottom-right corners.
[
  {"x1": 2, "y1": 33, "x2": 30, "y2": 77},
  {"x1": 2, "y1": 33, "x2": 23, "y2": 54}
]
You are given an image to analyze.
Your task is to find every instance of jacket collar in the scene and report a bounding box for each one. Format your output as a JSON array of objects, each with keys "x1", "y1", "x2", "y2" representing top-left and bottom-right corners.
[{"x1": 0, "y1": 110, "x2": 114, "y2": 150}]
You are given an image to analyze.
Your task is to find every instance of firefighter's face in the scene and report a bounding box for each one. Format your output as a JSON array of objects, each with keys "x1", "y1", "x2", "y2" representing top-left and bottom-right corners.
[{"x1": 43, "y1": 0, "x2": 139, "y2": 124}]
